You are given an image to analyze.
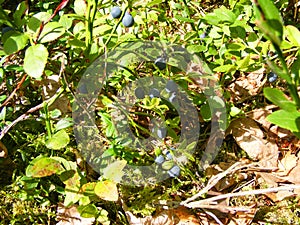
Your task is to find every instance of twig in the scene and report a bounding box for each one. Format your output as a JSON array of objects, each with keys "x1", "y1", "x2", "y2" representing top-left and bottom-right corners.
[
  {"x1": 0, "y1": 87, "x2": 64, "y2": 140},
  {"x1": 203, "y1": 209, "x2": 224, "y2": 225},
  {"x1": 0, "y1": 74, "x2": 28, "y2": 107},
  {"x1": 181, "y1": 162, "x2": 254, "y2": 205},
  {"x1": 184, "y1": 184, "x2": 300, "y2": 208}
]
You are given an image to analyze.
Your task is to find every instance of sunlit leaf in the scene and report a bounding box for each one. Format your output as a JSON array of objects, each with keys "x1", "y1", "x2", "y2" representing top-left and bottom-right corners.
[
  {"x1": 94, "y1": 180, "x2": 118, "y2": 201},
  {"x1": 26, "y1": 156, "x2": 64, "y2": 178},
  {"x1": 24, "y1": 44, "x2": 48, "y2": 79},
  {"x1": 46, "y1": 129, "x2": 70, "y2": 150}
]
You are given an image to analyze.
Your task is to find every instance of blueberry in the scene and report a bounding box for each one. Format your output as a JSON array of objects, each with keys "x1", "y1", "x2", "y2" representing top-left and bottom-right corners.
[
  {"x1": 268, "y1": 72, "x2": 278, "y2": 83},
  {"x1": 157, "y1": 127, "x2": 167, "y2": 139},
  {"x1": 1, "y1": 26, "x2": 13, "y2": 34},
  {"x1": 165, "y1": 151, "x2": 172, "y2": 160},
  {"x1": 111, "y1": 6, "x2": 122, "y2": 19},
  {"x1": 169, "y1": 92, "x2": 176, "y2": 103},
  {"x1": 122, "y1": 12, "x2": 134, "y2": 27},
  {"x1": 200, "y1": 33, "x2": 206, "y2": 39},
  {"x1": 168, "y1": 165, "x2": 180, "y2": 177},
  {"x1": 165, "y1": 80, "x2": 177, "y2": 93},
  {"x1": 154, "y1": 154, "x2": 165, "y2": 164},
  {"x1": 135, "y1": 87, "x2": 145, "y2": 99},
  {"x1": 154, "y1": 57, "x2": 166, "y2": 70},
  {"x1": 149, "y1": 88, "x2": 160, "y2": 98}
]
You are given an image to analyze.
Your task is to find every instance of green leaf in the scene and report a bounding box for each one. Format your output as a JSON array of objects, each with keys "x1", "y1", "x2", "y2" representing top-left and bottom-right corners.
[
  {"x1": 264, "y1": 87, "x2": 297, "y2": 111},
  {"x1": 26, "y1": 156, "x2": 64, "y2": 178},
  {"x1": 94, "y1": 180, "x2": 118, "y2": 201},
  {"x1": 102, "y1": 160, "x2": 127, "y2": 183},
  {"x1": 186, "y1": 45, "x2": 206, "y2": 53},
  {"x1": 174, "y1": 15, "x2": 194, "y2": 23},
  {"x1": 45, "y1": 129, "x2": 70, "y2": 150},
  {"x1": 253, "y1": 0, "x2": 283, "y2": 46},
  {"x1": 39, "y1": 22, "x2": 65, "y2": 43},
  {"x1": 78, "y1": 204, "x2": 98, "y2": 218},
  {"x1": 285, "y1": 25, "x2": 300, "y2": 47},
  {"x1": 24, "y1": 44, "x2": 48, "y2": 79},
  {"x1": 74, "y1": 0, "x2": 87, "y2": 16},
  {"x1": 55, "y1": 118, "x2": 74, "y2": 131},
  {"x1": 13, "y1": 1, "x2": 27, "y2": 27},
  {"x1": 267, "y1": 110, "x2": 300, "y2": 132},
  {"x1": 200, "y1": 103, "x2": 211, "y2": 121},
  {"x1": 3, "y1": 32, "x2": 29, "y2": 55}
]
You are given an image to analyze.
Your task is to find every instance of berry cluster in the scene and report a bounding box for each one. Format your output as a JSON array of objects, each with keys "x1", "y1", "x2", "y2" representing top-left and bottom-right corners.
[
  {"x1": 154, "y1": 148, "x2": 180, "y2": 177},
  {"x1": 110, "y1": 6, "x2": 134, "y2": 27}
]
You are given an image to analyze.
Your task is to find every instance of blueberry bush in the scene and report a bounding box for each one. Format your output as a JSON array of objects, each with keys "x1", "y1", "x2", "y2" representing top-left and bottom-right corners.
[{"x1": 0, "y1": 0, "x2": 299, "y2": 224}]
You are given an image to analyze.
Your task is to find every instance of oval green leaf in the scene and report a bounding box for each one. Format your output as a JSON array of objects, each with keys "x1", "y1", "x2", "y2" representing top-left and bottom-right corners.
[
  {"x1": 24, "y1": 44, "x2": 48, "y2": 78},
  {"x1": 39, "y1": 22, "x2": 65, "y2": 43},
  {"x1": 4, "y1": 32, "x2": 29, "y2": 55},
  {"x1": 94, "y1": 180, "x2": 118, "y2": 202},
  {"x1": 46, "y1": 129, "x2": 70, "y2": 150},
  {"x1": 26, "y1": 156, "x2": 64, "y2": 178}
]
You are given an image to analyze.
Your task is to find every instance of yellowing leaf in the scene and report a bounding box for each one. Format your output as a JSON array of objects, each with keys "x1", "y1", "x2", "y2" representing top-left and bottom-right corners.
[
  {"x1": 94, "y1": 180, "x2": 118, "y2": 201},
  {"x1": 26, "y1": 156, "x2": 64, "y2": 178},
  {"x1": 102, "y1": 160, "x2": 127, "y2": 183}
]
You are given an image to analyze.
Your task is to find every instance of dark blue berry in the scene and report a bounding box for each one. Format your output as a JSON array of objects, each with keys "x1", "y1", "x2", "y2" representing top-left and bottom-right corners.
[
  {"x1": 169, "y1": 92, "x2": 176, "y2": 103},
  {"x1": 200, "y1": 33, "x2": 206, "y2": 38},
  {"x1": 149, "y1": 88, "x2": 160, "y2": 98},
  {"x1": 154, "y1": 57, "x2": 166, "y2": 70},
  {"x1": 154, "y1": 154, "x2": 165, "y2": 164},
  {"x1": 168, "y1": 165, "x2": 180, "y2": 177},
  {"x1": 268, "y1": 72, "x2": 278, "y2": 83},
  {"x1": 122, "y1": 12, "x2": 134, "y2": 27},
  {"x1": 135, "y1": 87, "x2": 145, "y2": 99},
  {"x1": 165, "y1": 151, "x2": 173, "y2": 160},
  {"x1": 111, "y1": 6, "x2": 122, "y2": 19},
  {"x1": 165, "y1": 80, "x2": 177, "y2": 93},
  {"x1": 1, "y1": 26, "x2": 13, "y2": 34},
  {"x1": 157, "y1": 127, "x2": 167, "y2": 139}
]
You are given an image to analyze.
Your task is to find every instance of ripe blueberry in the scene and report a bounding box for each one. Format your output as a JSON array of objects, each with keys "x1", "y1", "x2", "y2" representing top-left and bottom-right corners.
[
  {"x1": 1, "y1": 26, "x2": 13, "y2": 34},
  {"x1": 157, "y1": 127, "x2": 167, "y2": 139},
  {"x1": 154, "y1": 154, "x2": 165, "y2": 164},
  {"x1": 165, "y1": 151, "x2": 172, "y2": 160},
  {"x1": 200, "y1": 33, "x2": 206, "y2": 38},
  {"x1": 268, "y1": 72, "x2": 278, "y2": 83},
  {"x1": 165, "y1": 80, "x2": 177, "y2": 93},
  {"x1": 154, "y1": 57, "x2": 166, "y2": 70},
  {"x1": 168, "y1": 165, "x2": 180, "y2": 177},
  {"x1": 122, "y1": 12, "x2": 134, "y2": 27},
  {"x1": 149, "y1": 88, "x2": 160, "y2": 98},
  {"x1": 111, "y1": 6, "x2": 122, "y2": 19},
  {"x1": 169, "y1": 92, "x2": 176, "y2": 103},
  {"x1": 135, "y1": 87, "x2": 145, "y2": 99}
]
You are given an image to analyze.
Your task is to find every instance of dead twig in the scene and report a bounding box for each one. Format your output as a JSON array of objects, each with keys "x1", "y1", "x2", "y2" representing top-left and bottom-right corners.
[{"x1": 184, "y1": 184, "x2": 300, "y2": 208}]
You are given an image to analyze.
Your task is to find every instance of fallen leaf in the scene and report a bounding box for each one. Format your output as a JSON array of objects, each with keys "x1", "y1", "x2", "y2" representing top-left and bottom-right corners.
[
  {"x1": 277, "y1": 152, "x2": 298, "y2": 176},
  {"x1": 227, "y1": 118, "x2": 278, "y2": 167}
]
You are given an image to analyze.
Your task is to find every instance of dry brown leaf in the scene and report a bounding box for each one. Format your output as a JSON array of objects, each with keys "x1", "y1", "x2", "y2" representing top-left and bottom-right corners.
[
  {"x1": 228, "y1": 207, "x2": 257, "y2": 225},
  {"x1": 56, "y1": 203, "x2": 95, "y2": 225},
  {"x1": 205, "y1": 163, "x2": 248, "y2": 192},
  {"x1": 277, "y1": 152, "x2": 298, "y2": 176},
  {"x1": 227, "y1": 68, "x2": 265, "y2": 102},
  {"x1": 227, "y1": 118, "x2": 278, "y2": 167},
  {"x1": 126, "y1": 206, "x2": 200, "y2": 225},
  {"x1": 246, "y1": 106, "x2": 275, "y2": 130}
]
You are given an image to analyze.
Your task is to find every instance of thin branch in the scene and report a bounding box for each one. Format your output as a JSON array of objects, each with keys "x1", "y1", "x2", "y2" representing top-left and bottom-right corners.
[
  {"x1": 0, "y1": 87, "x2": 64, "y2": 140},
  {"x1": 184, "y1": 184, "x2": 300, "y2": 208}
]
